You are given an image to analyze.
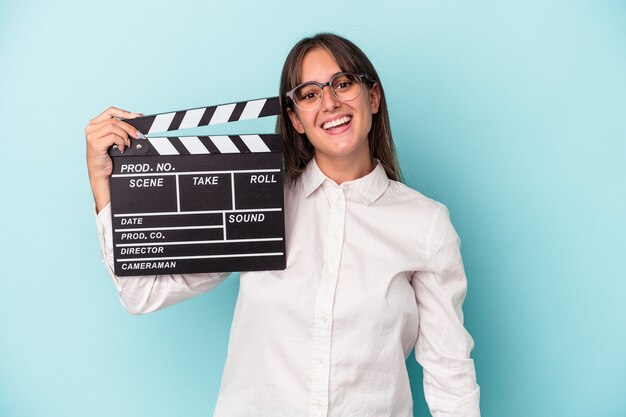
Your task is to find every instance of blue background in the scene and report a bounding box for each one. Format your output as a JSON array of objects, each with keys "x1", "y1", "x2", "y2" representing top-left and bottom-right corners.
[{"x1": 1, "y1": 1, "x2": 625, "y2": 416}]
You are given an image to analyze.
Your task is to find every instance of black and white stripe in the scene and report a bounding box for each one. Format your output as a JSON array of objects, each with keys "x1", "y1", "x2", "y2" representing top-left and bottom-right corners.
[
  {"x1": 124, "y1": 97, "x2": 280, "y2": 135},
  {"x1": 146, "y1": 134, "x2": 282, "y2": 156}
]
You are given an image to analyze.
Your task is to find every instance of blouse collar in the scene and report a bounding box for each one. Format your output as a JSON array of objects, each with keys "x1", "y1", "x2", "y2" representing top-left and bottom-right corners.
[{"x1": 301, "y1": 158, "x2": 390, "y2": 206}]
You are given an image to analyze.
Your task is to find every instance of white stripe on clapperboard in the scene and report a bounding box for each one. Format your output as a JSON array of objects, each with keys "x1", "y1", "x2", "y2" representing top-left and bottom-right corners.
[
  {"x1": 112, "y1": 169, "x2": 280, "y2": 179},
  {"x1": 118, "y1": 252, "x2": 284, "y2": 262},
  {"x1": 115, "y1": 225, "x2": 223, "y2": 232},
  {"x1": 148, "y1": 113, "x2": 176, "y2": 135},
  {"x1": 212, "y1": 135, "x2": 240, "y2": 153},
  {"x1": 178, "y1": 137, "x2": 210, "y2": 154},
  {"x1": 116, "y1": 237, "x2": 283, "y2": 247},
  {"x1": 240, "y1": 135, "x2": 271, "y2": 152},
  {"x1": 239, "y1": 99, "x2": 267, "y2": 120},
  {"x1": 114, "y1": 207, "x2": 282, "y2": 216},
  {"x1": 148, "y1": 137, "x2": 179, "y2": 155},
  {"x1": 210, "y1": 103, "x2": 237, "y2": 125},
  {"x1": 179, "y1": 108, "x2": 205, "y2": 130}
]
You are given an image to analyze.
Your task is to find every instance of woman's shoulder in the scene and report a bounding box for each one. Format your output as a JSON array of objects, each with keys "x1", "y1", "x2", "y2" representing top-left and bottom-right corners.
[
  {"x1": 384, "y1": 179, "x2": 446, "y2": 215},
  {"x1": 379, "y1": 180, "x2": 455, "y2": 249}
]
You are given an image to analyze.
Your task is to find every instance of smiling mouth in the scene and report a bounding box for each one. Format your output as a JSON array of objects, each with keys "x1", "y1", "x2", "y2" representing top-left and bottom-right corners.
[{"x1": 322, "y1": 116, "x2": 352, "y2": 130}]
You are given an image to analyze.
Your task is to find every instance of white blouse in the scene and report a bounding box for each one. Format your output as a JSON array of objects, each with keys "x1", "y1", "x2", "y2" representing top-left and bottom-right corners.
[{"x1": 96, "y1": 159, "x2": 480, "y2": 417}]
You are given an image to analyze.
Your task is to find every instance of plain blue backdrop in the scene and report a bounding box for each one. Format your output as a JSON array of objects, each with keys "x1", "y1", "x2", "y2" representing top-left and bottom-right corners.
[{"x1": 1, "y1": 1, "x2": 625, "y2": 416}]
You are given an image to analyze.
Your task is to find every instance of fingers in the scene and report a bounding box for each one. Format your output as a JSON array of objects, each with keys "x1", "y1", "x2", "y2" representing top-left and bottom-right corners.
[
  {"x1": 85, "y1": 105, "x2": 147, "y2": 156},
  {"x1": 86, "y1": 117, "x2": 142, "y2": 140},
  {"x1": 88, "y1": 122, "x2": 133, "y2": 152}
]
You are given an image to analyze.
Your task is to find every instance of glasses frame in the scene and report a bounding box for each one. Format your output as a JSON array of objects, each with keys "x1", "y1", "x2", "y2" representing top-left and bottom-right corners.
[{"x1": 285, "y1": 72, "x2": 373, "y2": 111}]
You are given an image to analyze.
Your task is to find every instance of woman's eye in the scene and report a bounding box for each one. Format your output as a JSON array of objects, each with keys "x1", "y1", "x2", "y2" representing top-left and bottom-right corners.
[
  {"x1": 298, "y1": 89, "x2": 319, "y2": 101},
  {"x1": 333, "y1": 77, "x2": 353, "y2": 90}
]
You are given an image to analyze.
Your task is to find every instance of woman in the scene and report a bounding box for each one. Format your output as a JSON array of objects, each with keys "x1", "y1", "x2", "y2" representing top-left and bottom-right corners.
[{"x1": 86, "y1": 33, "x2": 480, "y2": 417}]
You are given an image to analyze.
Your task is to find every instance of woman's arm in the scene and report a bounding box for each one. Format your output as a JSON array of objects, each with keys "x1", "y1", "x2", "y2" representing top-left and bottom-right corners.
[
  {"x1": 87, "y1": 108, "x2": 231, "y2": 314},
  {"x1": 411, "y1": 205, "x2": 481, "y2": 417},
  {"x1": 95, "y1": 204, "x2": 230, "y2": 315}
]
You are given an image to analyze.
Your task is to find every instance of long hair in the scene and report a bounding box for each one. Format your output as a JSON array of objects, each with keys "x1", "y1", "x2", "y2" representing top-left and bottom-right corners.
[{"x1": 276, "y1": 33, "x2": 402, "y2": 183}]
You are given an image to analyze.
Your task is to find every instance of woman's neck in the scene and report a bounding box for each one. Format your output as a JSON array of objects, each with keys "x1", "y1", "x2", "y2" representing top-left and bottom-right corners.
[{"x1": 314, "y1": 154, "x2": 374, "y2": 184}]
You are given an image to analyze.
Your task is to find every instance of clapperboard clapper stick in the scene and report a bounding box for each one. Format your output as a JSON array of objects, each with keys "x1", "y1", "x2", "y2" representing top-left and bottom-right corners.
[{"x1": 108, "y1": 97, "x2": 286, "y2": 276}]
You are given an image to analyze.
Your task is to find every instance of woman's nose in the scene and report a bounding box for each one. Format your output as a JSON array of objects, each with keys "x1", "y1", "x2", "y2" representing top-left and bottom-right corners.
[{"x1": 320, "y1": 85, "x2": 340, "y2": 111}]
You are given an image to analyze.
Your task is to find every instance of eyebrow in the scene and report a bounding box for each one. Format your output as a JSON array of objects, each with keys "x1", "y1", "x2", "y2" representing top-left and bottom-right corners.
[{"x1": 301, "y1": 71, "x2": 344, "y2": 84}]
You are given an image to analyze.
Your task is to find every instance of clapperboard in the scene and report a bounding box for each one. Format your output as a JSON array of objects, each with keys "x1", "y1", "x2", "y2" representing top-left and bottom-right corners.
[{"x1": 108, "y1": 97, "x2": 285, "y2": 276}]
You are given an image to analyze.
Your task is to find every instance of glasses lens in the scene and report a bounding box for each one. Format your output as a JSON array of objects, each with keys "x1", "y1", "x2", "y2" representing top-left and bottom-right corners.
[
  {"x1": 331, "y1": 73, "x2": 362, "y2": 102},
  {"x1": 293, "y1": 83, "x2": 323, "y2": 111}
]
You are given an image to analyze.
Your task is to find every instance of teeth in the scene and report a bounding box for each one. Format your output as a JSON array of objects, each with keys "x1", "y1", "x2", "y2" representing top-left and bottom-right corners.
[{"x1": 323, "y1": 116, "x2": 351, "y2": 130}]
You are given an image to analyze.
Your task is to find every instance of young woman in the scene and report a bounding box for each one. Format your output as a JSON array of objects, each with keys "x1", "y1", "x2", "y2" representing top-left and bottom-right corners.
[{"x1": 86, "y1": 33, "x2": 480, "y2": 417}]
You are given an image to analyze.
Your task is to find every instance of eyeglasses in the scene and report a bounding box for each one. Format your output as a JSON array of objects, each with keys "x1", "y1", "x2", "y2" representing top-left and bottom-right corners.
[{"x1": 285, "y1": 72, "x2": 372, "y2": 111}]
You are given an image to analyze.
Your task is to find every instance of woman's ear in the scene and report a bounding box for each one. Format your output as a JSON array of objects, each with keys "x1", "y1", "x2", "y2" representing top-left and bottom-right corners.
[
  {"x1": 369, "y1": 83, "x2": 381, "y2": 114},
  {"x1": 287, "y1": 108, "x2": 306, "y2": 134}
]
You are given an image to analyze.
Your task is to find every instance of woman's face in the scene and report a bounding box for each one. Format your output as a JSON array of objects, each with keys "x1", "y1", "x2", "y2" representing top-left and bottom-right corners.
[{"x1": 288, "y1": 48, "x2": 380, "y2": 171}]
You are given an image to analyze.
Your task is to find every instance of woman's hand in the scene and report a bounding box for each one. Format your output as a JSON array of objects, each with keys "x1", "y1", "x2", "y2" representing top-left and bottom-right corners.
[{"x1": 85, "y1": 107, "x2": 143, "y2": 212}]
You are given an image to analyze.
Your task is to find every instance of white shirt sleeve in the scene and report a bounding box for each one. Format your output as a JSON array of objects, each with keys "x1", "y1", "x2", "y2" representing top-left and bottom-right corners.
[
  {"x1": 95, "y1": 203, "x2": 231, "y2": 315},
  {"x1": 412, "y1": 205, "x2": 481, "y2": 417}
]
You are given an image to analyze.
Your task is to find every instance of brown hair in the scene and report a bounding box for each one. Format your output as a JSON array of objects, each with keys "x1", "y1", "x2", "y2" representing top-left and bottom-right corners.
[{"x1": 276, "y1": 33, "x2": 402, "y2": 183}]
